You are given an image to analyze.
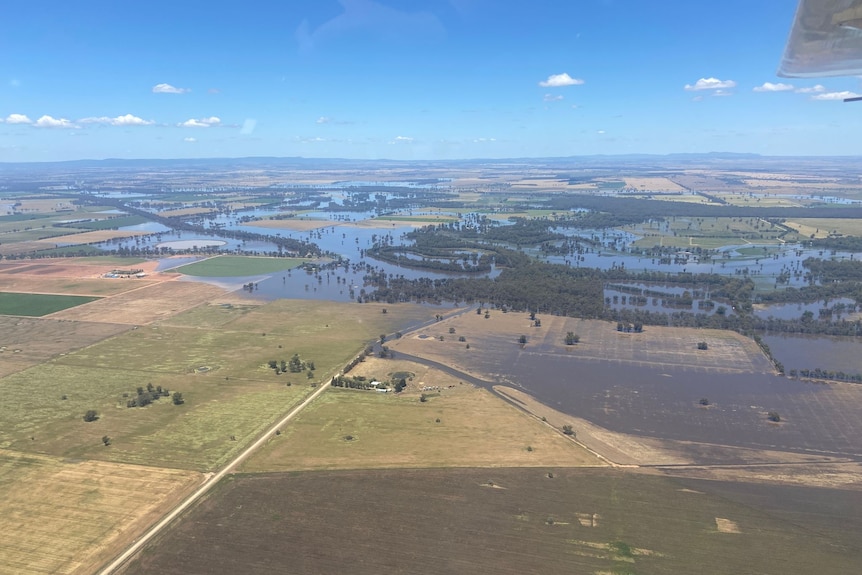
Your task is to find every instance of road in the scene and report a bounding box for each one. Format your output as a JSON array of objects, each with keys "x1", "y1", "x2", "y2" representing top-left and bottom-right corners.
[
  {"x1": 99, "y1": 305, "x2": 476, "y2": 574},
  {"x1": 98, "y1": 307, "x2": 472, "y2": 574},
  {"x1": 96, "y1": 375, "x2": 334, "y2": 575}
]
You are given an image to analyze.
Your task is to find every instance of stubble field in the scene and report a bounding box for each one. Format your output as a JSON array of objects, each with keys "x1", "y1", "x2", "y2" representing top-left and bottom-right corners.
[
  {"x1": 0, "y1": 450, "x2": 201, "y2": 575},
  {"x1": 123, "y1": 467, "x2": 862, "y2": 575}
]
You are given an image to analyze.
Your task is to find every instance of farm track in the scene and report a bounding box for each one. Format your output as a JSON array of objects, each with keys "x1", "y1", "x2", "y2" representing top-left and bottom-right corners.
[{"x1": 97, "y1": 373, "x2": 333, "y2": 575}]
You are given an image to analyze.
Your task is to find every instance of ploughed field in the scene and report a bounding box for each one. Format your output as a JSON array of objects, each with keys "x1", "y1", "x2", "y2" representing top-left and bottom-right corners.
[{"x1": 125, "y1": 467, "x2": 861, "y2": 575}]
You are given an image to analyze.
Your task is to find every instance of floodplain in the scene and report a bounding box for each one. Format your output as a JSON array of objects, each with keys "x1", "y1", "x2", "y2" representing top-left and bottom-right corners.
[{"x1": 2, "y1": 157, "x2": 862, "y2": 574}]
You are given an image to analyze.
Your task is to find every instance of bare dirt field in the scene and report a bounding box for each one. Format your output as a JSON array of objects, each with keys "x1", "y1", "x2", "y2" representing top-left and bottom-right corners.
[
  {"x1": 0, "y1": 258, "x2": 162, "y2": 279},
  {"x1": 123, "y1": 467, "x2": 862, "y2": 575},
  {"x1": 0, "y1": 241, "x2": 49, "y2": 256},
  {"x1": 48, "y1": 280, "x2": 227, "y2": 324},
  {"x1": 0, "y1": 450, "x2": 200, "y2": 575}
]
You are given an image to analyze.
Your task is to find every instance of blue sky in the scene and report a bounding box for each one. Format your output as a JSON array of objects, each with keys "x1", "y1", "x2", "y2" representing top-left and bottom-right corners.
[{"x1": 2, "y1": 0, "x2": 861, "y2": 162}]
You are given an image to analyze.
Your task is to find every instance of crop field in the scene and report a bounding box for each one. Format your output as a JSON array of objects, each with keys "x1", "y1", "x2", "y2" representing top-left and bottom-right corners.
[
  {"x1": 125, "y1": 467, "x2": 861, "y2": 575},
  {"x1": 242, "y1": 358, "x2": 601, "y2": 472},
  {"x1": 0, "y1": 227, "x2": 83, "y2": 243},
  {"x1": 33, "y1": 229, "x2": 151, "y2": 246},
  {"x1": 71, "y1": 215, "x2": 150, "y2": 230},
  {"x1": 246, "y1": 218, "x2": 333, "y2": 231},
  {"x1": 0, "y1": 292, "x2": 100, "y2": 316},
  {"x1": 176, "y1": 255, "x2": 305, "y2": 277},
  {"x1": 784, "y1": 217, "x2": 862, "y2": 238},
  {"x1": 48, "y1": 280, "x2": 226, "y2": 324},
  {"x1": 0, "y1": 299, "x2": 437, "y2": 470},
  {"x1": 362, "y1": 214, "x2": 460, "y2": 225},
  {"x1": 623, "y1": 176, "x2": 686, "y2": 191},
  {"x1": 636, "y1": 193, "x2": 723, "y2": 205},
  {"x1": 716, "y1": 193, "x2": 805, "y2": 208},
  {"x1": 0, "y1": 316, "x2": 130, "y2": 374},
  {"x1": 0, "y1": 450, "x2": 200, "y2": 575},
  {"x1": 0, "y1": 276, "x2": 156, "y2": 297},
  {"x1": 626, "y1": 216, "x2": 789, "y2": 249},
  {"x1": 0, "y1": 240, "x2": 48, "y2": 255}
]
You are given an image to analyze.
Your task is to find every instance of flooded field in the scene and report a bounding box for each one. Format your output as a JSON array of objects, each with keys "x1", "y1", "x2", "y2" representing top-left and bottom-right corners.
[
  {"x1": 391, "y1": 314, "x2": 862, "y2": 458},
  {"x1": 763, "y1": 333, "x2": 862, "y2": 376}
]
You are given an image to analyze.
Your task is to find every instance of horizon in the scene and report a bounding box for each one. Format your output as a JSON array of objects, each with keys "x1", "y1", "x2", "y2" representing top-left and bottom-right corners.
[{"x1": 3, "y1": 1, "x2": 862, "y2": 162}]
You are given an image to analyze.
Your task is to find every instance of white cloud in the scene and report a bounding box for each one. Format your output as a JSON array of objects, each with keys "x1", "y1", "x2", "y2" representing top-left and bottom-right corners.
[
  {"x1": 543, "y1": 94, "x2": 564, "y2": 102},
  {"x1": 539, "y1": 73, "x2": 584, "y2": 87},
  {"x1": 811, "y1": 90, "x2": 862, "y2": 101},
  {"x1": 179, "y1": 116, "x2": 221, "y2": 128},
  {"x1": 753, "y1": 82, "x2": 794, "y2": 92},
  {"x1": 796, "y1": 84, "x2": 826, "y2": 94},
  {"x1": 389, "y1": 135, "x2": 413, "y2": 144},
  {"x1": 80, "y1": 114, "x2": 154, "y2": 126},
  {"x1": 316, "y1": 116, "x2": 331, "y2": 124},
  {"x1": 5, "y1": 113, "x2": 32, "y2": 124},
  {"x1": 34, "y1": 115, "x2": 78, "y2": 128},
  {"x1": 473, "y1": 137, "x2": 497, "y2": 143},
  {"x1": 183, "y1": 137, "x2": 197, "y2": 143},
  {"x1": 684, "y1": 77, "x2": 737, "y2": 91},
  {"x1": 153, "y1": 83, "x2": 191, "y2": 94}
]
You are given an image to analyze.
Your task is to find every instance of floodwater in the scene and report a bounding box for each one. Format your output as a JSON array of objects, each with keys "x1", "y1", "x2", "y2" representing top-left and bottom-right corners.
[
  {"x1": 491, "y1": 353, "x2": 862, "y2": 457},
  {"x1": 762, "y1": 333, "x2": 862, "y2": 375},
  {"x1": 754, "y1": 298, "x2": 859, "y2": 321}
]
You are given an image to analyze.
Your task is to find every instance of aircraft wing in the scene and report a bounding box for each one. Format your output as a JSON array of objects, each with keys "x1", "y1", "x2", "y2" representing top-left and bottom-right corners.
[{"x1": 779, "y1": 0, "x2": 862, "y2": 77}]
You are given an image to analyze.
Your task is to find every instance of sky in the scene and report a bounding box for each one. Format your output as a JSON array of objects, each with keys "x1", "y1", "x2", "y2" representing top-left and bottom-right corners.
[{"x1": 2, "y1": 0, "x2": 862, "y2": 162}]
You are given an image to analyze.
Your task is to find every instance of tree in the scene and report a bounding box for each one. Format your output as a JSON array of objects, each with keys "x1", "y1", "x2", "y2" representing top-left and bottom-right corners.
[
  {"x1": 83, "y1": 410, "x2": 99, "y2": 422},
  {"x1": 699, "y1": 398, "x2": 710, "y2": 406},
  {"x1": 697, "y1": 341, "x2": 708, "y2": 350},
  {"x1": 518, "y1": 334, "x2": 527, "y2": 344},
  {"x1": 565, "y1": 331, "x2": 580, "y2": 345},
  {"x1": 562, "y1": 424, "x2": 575, "y2": 436},
  {"x1": 102, "y1": 435, "x2": 111, "y2": 446},
  {"x1": 767, "y1": 411, "x2": 781, "y2": 422},
  {"x1": 172, "y1": 392, "x2": 184, "y2": 405}
]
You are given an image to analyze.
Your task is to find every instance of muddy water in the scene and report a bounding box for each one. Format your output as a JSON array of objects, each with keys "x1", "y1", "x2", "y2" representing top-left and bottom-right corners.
[
  {"x1": 763, "y1": 333, "x2": 862, "y2": 375},
  {"x1": 462, "y1": 349, "x2": 862, "y2": 457}
]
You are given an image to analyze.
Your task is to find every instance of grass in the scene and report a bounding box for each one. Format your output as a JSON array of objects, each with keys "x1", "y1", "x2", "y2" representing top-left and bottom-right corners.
[
  {"x1": 176, "y1": 255, "x2": 305, "y2": 277},
  {"x1": 626, "y1": 216, "x2": 788, "y2": 249},
  {"x1": 242, "y1": 361, "x2": 602, "y2": 472},
  {"x1": 1, "y1": 299, "x2": 435, "y2": 470},
  {"x1": 69, "y1": 215, "x2": 149, "y2": 230},
  {"x1": 0, "y1": 292, "x2": 100, "y2": 316}
]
